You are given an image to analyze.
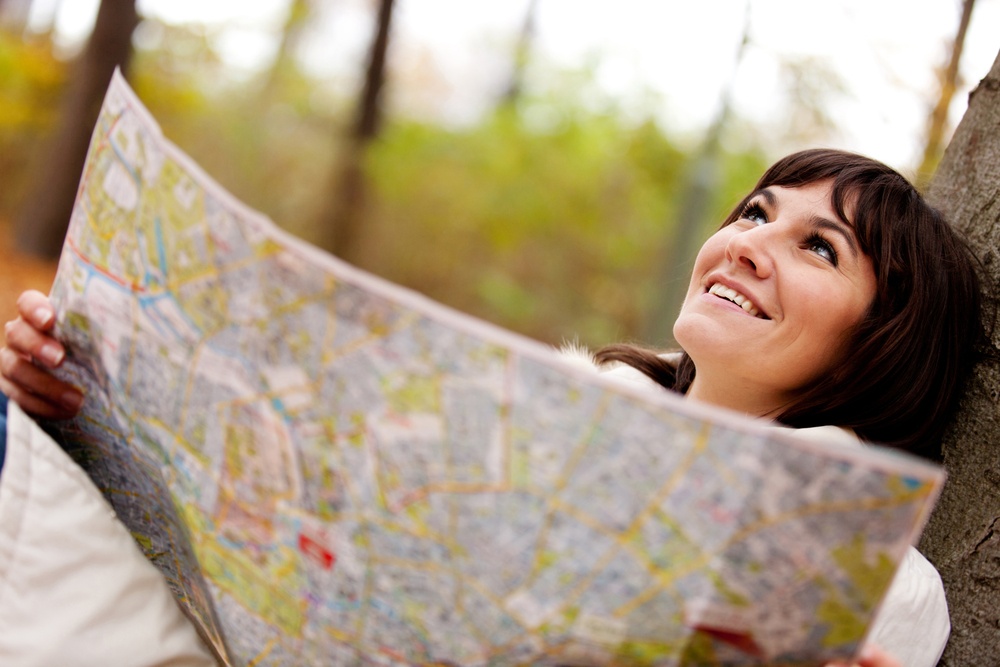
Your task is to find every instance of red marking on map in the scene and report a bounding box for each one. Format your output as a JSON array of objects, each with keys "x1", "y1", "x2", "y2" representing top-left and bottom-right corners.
[
  {"x1": 298, "y1": 533, "x2": 336, "y2": 569},
  {"x1": 692, "y1": 625, "x2": 764, "y2": 658}
]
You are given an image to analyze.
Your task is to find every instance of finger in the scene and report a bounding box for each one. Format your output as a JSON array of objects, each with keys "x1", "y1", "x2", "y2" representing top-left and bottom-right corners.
[
  {"x1": 15, "y1": 289, "x2": 56, "y2": 332},
  {"x1": 3, "y1": 316, "x2": 66, "y2": 368},
  {"x1": 857, "y1": 645, "x2": 903, "y2": 667},
  {"x1": 0, "y1": 347, "x2": 84, "y2": 416},
  {"x1": 0, "y1": 374, "x2": 82, "y2": 420}
]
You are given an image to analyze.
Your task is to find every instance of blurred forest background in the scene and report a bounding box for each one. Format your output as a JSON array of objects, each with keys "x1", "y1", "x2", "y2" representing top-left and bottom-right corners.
[{"x1": 0, "y1": 0, "x2": 994, "y2": 349}]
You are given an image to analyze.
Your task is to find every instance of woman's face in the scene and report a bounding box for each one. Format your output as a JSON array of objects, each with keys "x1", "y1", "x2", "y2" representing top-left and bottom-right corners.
[{"x1": 673, "y1": 180, "x2": 876, "y2": 416}]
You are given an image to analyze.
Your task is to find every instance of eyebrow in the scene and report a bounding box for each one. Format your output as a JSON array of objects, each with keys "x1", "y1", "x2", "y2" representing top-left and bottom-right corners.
[{"x1": 754, "y1": 188, "x2": 861, "y2": 259}]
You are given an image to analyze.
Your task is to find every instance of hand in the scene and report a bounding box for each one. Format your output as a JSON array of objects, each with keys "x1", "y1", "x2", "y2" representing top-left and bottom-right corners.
[
  {"x1": 0, "y1": 290, "x2": 84, "y2": 419},
  {"x1": 825, "y1": 644, "x2": 903, "y2": 667}
]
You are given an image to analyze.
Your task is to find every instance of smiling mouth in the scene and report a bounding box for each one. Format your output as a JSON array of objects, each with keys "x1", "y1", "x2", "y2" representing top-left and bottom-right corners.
[{"x1": 708, "y1": 283, "x2": 769, "y2": 319}]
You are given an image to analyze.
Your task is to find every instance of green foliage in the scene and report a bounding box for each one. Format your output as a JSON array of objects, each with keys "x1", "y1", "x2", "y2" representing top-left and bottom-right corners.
[
  {"x1": 360, "y1": 99, "x2": 769, "y2": 346},
  {"x1": 364, "y1": 104, "x2": 756, "y2": 347},
  {"x1": 0, "y1": 30, "x2": 67, "y2": 213},
  {"x1": 366, "y1": 109, "x2": 673, "y2": 344},
  {"x1": 0, "y1": 32, "x2": 65, "y2": 128}
]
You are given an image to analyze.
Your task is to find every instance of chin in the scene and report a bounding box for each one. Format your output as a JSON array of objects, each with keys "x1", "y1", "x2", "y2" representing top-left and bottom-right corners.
[
  {"x1": 672, "y1": 310, "x2": 712, "y2": 351},
  {"x1": 672, "y1": 312, "x2": 739, "y2": 378}
]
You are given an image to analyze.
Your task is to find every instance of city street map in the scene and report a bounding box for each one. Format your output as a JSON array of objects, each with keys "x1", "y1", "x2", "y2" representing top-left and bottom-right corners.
[{"x1": 46, "y1": 70, "x2": 944, "y2": 666}]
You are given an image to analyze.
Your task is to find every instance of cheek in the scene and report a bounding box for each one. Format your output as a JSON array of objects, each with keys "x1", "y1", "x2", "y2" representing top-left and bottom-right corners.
[
  {"x1": 790, "y1": 285, "x2": 871, "y2": 370},
  {"x1": 687, "y1": 232, "x2": 730, "y2": 287},
  {"x1": 793, "y1": 287, "x2": 853, "y2": 338}
]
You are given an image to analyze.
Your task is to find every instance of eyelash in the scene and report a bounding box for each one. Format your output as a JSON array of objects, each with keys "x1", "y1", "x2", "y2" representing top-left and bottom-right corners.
[
  {"x1": 804, "y1": 233, "x2": 838, "y2": 266},
  {"x1": 738, "y1": 201, "x2": 839, "y2": 266},
  {"x1": 740, "y1": 201, "x2": 768, "y2": 225}
]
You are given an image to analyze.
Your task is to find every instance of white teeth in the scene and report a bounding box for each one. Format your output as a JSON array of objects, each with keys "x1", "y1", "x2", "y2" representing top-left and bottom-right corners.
[{"x1": 708, "y1": 283, "x2": 763, "y2": 318}]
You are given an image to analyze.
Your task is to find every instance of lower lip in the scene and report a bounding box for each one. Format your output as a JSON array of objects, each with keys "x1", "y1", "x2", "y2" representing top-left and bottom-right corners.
[{"x1": 698, "y1": 291, "x2": 761, "y2": 317}]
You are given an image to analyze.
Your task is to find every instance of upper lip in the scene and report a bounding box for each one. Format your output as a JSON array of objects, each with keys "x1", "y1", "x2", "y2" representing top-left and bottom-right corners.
[{"x1": 704, "y1": 275, "x2": 771, "y2": 319}]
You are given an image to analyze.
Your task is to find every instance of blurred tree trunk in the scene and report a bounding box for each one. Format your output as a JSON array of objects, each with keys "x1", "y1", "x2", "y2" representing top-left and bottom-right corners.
[
  {"x1": 916, "y1": 0, "x2": 976, "y2": 187},
  {"x1": 14, "y1": 0, "x2": 138, "y2": 258},
  {"x1": 259, "y1": 0, "x2": 313, "y2": 99},
  {"x1": 317, "y1": 0, "x2": 395, "y2": 261},
  {"x1": 498, "y1": 0, "x2": 539, "y2": 107},
  {"x1": 641, "y1": 2, "x2": 751, "y2": 346},
  {"x1": 920, "y1": 48, "x2": 1000, "y2": 663}
]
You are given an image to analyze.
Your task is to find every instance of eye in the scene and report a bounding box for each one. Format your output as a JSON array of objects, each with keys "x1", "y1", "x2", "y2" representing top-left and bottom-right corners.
[
  {"x1": 805, "y1": 233, "x2": 839, "y2": 266},
  {"x1": 740, "y1": 201, "x2": 768, "y2": 226}
]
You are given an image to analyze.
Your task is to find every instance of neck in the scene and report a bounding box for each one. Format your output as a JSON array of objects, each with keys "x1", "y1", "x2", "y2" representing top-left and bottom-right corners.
[{"x1": 685, "y1": 373, "x2": 785, "y2": 420}]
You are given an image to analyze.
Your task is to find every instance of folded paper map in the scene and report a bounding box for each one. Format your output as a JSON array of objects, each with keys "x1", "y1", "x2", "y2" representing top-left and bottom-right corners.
[{"x1": 46, "y1": 70, "x2": 944, "y2": 667}]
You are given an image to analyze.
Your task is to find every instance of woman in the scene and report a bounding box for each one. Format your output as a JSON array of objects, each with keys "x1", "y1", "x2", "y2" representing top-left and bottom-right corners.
[
  {"x1": 579, "y1": 148, "x2": 979, "y2": 667},
  {"x1": 594, "y1": 149, "x2": 980, "y2": 462},
  {"x1": 0, "y1": 149, "x2": 982, "y2": 666}
]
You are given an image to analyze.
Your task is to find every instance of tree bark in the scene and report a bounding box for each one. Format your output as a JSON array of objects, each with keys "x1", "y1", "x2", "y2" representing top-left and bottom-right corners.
[
  {"x1": 920, "y1": 48, "x2": 1000, "y2": 664},
  {"x1": 317, "y1": 0, "x2": 395, "y2": 261},
  {"x1": 14, "y1": 0, "x2": 138, "y2": 259}
]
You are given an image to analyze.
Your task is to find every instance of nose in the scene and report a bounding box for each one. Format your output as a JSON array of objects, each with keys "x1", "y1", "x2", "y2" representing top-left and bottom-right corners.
[{"x1": 725, "y1": 224, "x2": 775, "y2": 278}]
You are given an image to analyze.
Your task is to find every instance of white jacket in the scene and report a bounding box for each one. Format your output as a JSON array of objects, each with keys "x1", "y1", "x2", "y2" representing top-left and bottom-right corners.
[{"x1": 0, "y1": 401, "x2": 216, "y2": 666}]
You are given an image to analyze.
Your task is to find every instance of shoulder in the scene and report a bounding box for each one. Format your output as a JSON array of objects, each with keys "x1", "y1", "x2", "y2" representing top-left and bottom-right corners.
[{"x1": 867, "y1": 547, "x2": 950, "y2": 667}]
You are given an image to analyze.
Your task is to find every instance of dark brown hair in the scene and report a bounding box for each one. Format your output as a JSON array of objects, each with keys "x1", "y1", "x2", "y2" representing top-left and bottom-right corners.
[{"x1": 597, "y1": 148, "x2": 982, "y2": 460}]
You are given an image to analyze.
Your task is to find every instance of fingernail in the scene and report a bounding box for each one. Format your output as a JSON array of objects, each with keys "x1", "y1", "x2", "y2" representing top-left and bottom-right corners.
[
  {"x1": 61, "y1": 390, "x2": 84, "y2": 411},
  {"x1": 33, "y1": 307, "x2": 54, "y2": 327},
  {"x1": 40, "y1": 343, "x2": 64, "y2": 366}
]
